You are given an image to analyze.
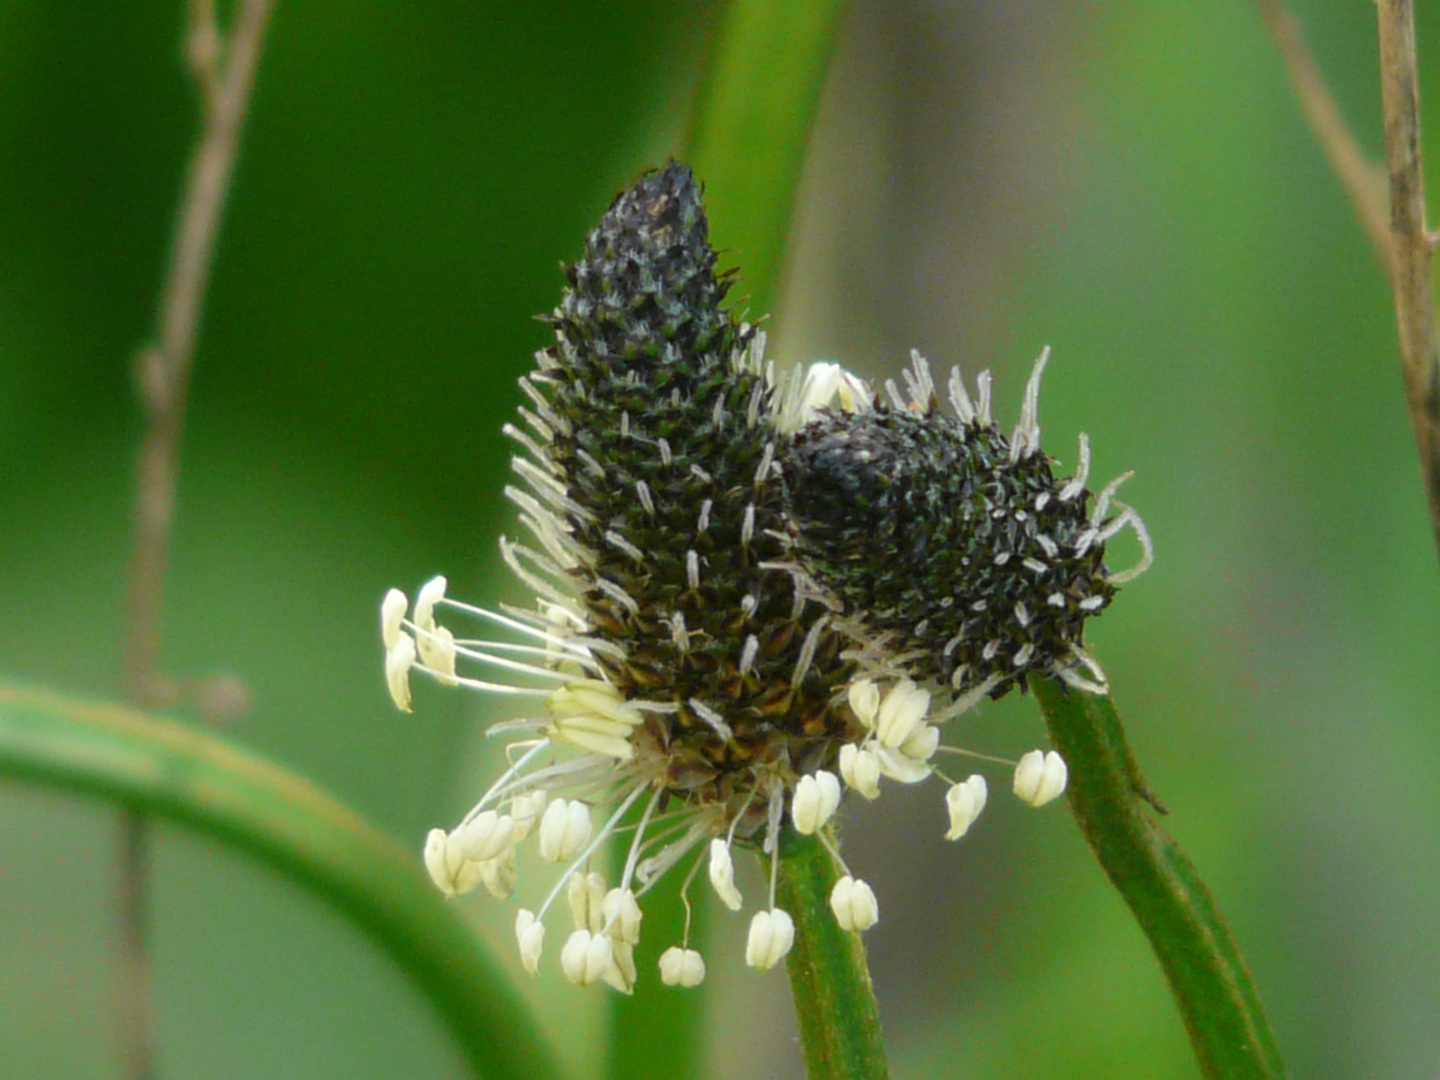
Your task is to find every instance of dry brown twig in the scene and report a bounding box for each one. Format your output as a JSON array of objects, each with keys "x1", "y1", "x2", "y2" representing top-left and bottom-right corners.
[
  {"x1": 1375, "y1": 0, "x2": 1440, "y2": 562},
  {"x1": 118, "y1": 3, "x2": 275, "y2": 1078},
  {"x1": 1259, "y1": 0, "x2": 1440, "y2": 563}
]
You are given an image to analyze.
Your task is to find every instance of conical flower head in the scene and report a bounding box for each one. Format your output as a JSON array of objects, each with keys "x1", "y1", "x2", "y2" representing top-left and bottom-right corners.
[{"x1": 512, "y1": 162, "x2": 858, "y2": 831}]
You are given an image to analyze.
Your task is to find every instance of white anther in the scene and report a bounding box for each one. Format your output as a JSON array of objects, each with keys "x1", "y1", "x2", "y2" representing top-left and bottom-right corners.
[
  {"x1": 538, "y1": 798, "x2": 593, "y2": 862},
  {"x1": 899, "y1": 723, "x2": 939, "y2": 762},
  {"x1": 944, "y1": 775, "x2": 988, "y2": 840},
  {"x1": 708, "y1": 839, "x2": 743, "y2": 911},
  {"x1": 1014, "y1": 750, "x2": 1068, "y2": 808},
  {"x1": 829, "y1": 876, "x2": 879, "y2": 932},
  {"x1": 457, "y1": 810, "x2": 516, "y2": 863},
  {"x1": 386, "y1": 635, "x2": 416, "y2": 713},
  {"x1": 848, "y1": 679, "x2": 881, "y2": 728},
  {"x1": 414, "y1": 575, "x2": 447, "y2": 633},
  {"x1": 509, "y1": 790, "x2": 547, "y2": 843},
  {"x1": 839, "y1": 743, "x2": 882, "y2": 799},
  {"x1": 658, "y1": 946, "x2": 707, "y2": 987},
  {"x1": 874, "y1": 745, "x2": 933, "y2": 784},
  {"x1": 478, "y1": 849, "x2": 516, "y2": 899},
  {"x1": 515, "y1": 909, "x2": 545, "y2": 976},
  {"x1": 745, "y1": 909, "x2": 795, "y2": 970},
  {"x1": 875, "y1": 679, "x2": 931, "y2": 749},
  {"x1": 602, "y1": 887, "x2": 643, "y2": 945},
  {"x1": 423, "y1": 827, "x2": 482, "y2": 898},
  {"x1": 417, "y1": 623, "x2": 458, "y2": 685},
  {"x1": 560, "y1": 929, "x2": 614, "y2": 987},
  {"x1": 791, "y1": 771, "x2": 841, "y2": 835},
  {"x1": 381, "y1": 589, "x2": 407, "y2": 650},
  {"x1": 568, "y1": 870, "x2": 607, "y2": 933}
]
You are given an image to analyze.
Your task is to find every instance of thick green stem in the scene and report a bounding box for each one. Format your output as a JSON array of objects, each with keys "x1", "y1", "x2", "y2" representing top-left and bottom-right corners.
[
  {"x1": 684, "y1": 0, "x2": 847, "y2": 322},
  {"x1": 772, "y1": 830, "x2": 889, "y2": 1080},
  {"x1": 0, "y1": 682, "x2": 560, "y2": 1080},
  {"x1": 1032, "y1": 676, "x2": 1288, "y2": 1080}
]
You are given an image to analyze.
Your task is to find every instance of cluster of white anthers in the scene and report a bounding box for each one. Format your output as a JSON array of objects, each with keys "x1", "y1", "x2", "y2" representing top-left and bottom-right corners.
[{"x1": 381, "y1": 576, "x2": 1068, "y2": 993}]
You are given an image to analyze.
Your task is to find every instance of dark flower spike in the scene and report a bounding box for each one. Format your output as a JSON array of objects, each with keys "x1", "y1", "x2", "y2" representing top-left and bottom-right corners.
[
  {"x1": 380, "y1": 163, "x2": 1138, "y2": 991},
  {"x1": 783, "y1": 347, "x2": 1152, "y2": 708}
]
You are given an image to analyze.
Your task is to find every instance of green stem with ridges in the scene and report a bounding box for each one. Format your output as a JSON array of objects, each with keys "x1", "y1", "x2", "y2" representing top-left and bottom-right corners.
[
  {"x1": 772, "y1": 829, "x2": 889, "y2": 1080},
  {"x1": 684, "y1": 0, "x2": 847, "y2": 322},
  {"x1": 0, "y1": 682, "x2": 560, "y2": 1080},
  {"x1": 1032, "y1": 675, "x2": 1288, "y2": 1080}
]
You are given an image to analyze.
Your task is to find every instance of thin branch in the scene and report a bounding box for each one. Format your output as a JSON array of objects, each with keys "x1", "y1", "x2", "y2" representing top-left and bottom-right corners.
[
  {"x1": 1376, "y1": 0, "x2": 1440, "y2": 563},
  {"x1": 125, "y1": 0, "x2": 274, "y2": 707},
  {"x1": 118, "y1": 5, "x2": 275, "y2": 1079},
  {"x1": 1256, "y1": 0, "x2": 1394, "y2": 277}
]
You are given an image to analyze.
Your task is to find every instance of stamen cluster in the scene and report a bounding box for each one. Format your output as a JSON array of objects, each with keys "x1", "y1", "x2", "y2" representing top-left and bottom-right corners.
[{"x1": 380, "y1": 162, "x2": 1149, "y2": 992}]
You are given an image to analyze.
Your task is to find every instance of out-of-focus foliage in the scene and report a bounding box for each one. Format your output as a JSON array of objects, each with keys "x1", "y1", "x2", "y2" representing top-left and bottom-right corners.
[{"x1": 1, "y1": 2, "x2": 1437, "y2": 1078}]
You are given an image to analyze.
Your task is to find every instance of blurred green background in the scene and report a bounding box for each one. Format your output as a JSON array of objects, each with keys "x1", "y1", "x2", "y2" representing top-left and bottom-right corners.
[{"x1": 2, "y1": 1, "x2": 1437, "y2": 1077}]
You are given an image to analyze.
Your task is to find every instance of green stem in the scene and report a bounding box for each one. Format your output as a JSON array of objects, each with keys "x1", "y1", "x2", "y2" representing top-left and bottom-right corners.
[
  {"x1": 0, "y1": 682, "x2": 561, "y2": 1080},
  {"x1": 773, "y1": 830, "x2": 889, "y2": 1080},
  {"x1": 1032, "y1": 676, "x2": 1288, "y2": 1080},
  {"x1": 684, "y1": 0, "x2": 847, "y2": 322}
]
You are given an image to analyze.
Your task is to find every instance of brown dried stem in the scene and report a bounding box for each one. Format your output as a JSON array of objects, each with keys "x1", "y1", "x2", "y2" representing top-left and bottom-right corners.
[
  {"x1": 1259, "y1": 0, "x2": 1440, "y2": 562},
  {"x1": 118, "y1": 3, "x2": 274, "y2": 1078},
  {"x1": 1375, "y1": 0, "x2": 1440, "y2": 562}
]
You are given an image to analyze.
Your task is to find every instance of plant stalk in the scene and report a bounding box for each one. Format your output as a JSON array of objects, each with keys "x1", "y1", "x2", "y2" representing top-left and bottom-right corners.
[
  {"x1": 773, "y1": 830, "x2": 889, "y2": 1080},
  {"x1": 1032, "y1": 676, "x2": 1287, "y2": 1080}
]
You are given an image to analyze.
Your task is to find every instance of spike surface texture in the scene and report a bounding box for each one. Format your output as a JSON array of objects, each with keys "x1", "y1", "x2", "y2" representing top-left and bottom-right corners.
[
  {"x1": 783, "y1": 405, "x2": 1115, "y2": 699},
  {"x1": 522, "y1": 162, "x2": 855, "y2": 825}
]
